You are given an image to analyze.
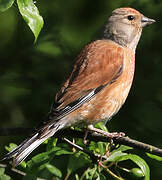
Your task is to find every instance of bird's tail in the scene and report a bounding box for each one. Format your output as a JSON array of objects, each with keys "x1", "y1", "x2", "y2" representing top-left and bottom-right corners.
[{"x1": 2, "y1": 120, "x2": 63, "y2": 167}]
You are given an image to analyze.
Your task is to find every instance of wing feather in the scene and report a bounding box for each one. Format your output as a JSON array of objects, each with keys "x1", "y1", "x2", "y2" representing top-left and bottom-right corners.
[{"x1": 49, "y1": 40, "x2": 124, "y2": 120}]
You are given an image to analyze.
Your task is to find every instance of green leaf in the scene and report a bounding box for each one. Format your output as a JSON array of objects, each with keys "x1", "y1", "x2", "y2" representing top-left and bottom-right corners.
[
  {"x1": 17, "y1": 0, "x2": 44, "y2": 42},
  {"x1": 130, "y1": 168, "x2": 144, "y2": 178},
  {"x1": 83, "y1": 165, "x2": 98, "y2": 180},
  {"x1": 26, "y1": 151, "x2": 51, "y2": 168},
  {"x1": 89, "y1": 141, "x2": 99, "y2": 152},
  {"x1": 54, "y1": 149, "x2": 73, "y2": 156},
  {"x1": 0, "y1": 168, "x2": 11, "y2": 180},
  {"x1": 95, "y1": 122, "x2": 108, "y2": 131},
  {"x1": 118, "y1": 154, "x2": 150, "y2": 180},
  {"x1": 0, "y1": 174, "x2": 11, "y2": 180},
  {"x1": 97, "y1": 142, "x2": 106, "y2": 155},
  {"x1": 106, "y1": 151, "x2": 128, "y2": 162},
  {"x1": 45, "y1": 146, "x2": 72, "y2": 156},
  {"x1": 88, "y1": 141, "x2": 107, "y2": 155},
  {"x1": 45, "y1": 164, "x2": 62, "y2": 178},
  {"x1": 0, "y1": 168, "x2": 5, "y2": 175},
  {"x1": 5, "y1": 143, "x2": 17, "y2": 152},
  {"x1": 67, "y1": 152, "x2": 90, "y2": 175},
  {"x1": 146, "y1": 153, "x2": 162, "y2": 161},
  {"x1": 104, "y1": 145, "x2": 133, "y2": 163},
  {"x1": 0, "y1": 0, "x2": 14, "y2": 12},
  {"x1": 20, "y1": 161, "x2": 26, "y2": 168},
  {"x1": 46, "y1": 138, "x2": 58, "y2": 151},
  {"x1": 26, "y1": 146, "x2": 72, "y2": 172},
  {"x1": 112, "y1": 145, "x2": 133, "y2": 153}
]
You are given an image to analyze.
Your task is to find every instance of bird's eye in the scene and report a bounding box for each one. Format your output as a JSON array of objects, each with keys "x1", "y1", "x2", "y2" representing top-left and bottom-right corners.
[{"x1": 127, "y1": 15, "x2": 135, "y2": 21}]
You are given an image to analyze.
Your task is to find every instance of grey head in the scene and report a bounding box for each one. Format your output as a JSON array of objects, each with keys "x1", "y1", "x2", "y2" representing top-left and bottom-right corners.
[{"x1": 103, "y1": 7, "x2": 155, "y2": 52}]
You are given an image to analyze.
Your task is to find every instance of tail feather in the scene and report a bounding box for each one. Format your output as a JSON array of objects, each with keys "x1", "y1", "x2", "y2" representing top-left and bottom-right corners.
[
  {"x1": 2, "y1": 133, "x2": 48, "y2": 167},
  {"x1": 13, "y1": 135, "x2": 47, "y2": 167},
  {"x1": 2, "y1": 121, "x2": 63, "y2": 167},
  {"x1": 2, "y1": 133, "x2": 38, "y2": 160}
]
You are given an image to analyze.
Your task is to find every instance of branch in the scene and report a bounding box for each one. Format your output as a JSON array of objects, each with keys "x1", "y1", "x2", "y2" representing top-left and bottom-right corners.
[{"x1": 1, "y1": 127, "x2": 162, "y2": 157}]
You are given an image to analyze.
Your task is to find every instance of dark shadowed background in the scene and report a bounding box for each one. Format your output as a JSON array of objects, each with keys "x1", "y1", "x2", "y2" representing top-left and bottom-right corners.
[{"x1": 0, "y1": 0, "x2": 162, "y2": 179}]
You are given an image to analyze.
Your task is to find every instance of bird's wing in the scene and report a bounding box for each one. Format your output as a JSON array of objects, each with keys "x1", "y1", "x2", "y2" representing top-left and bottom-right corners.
[{"x1": 49, "y1": 40, "x2": 124, "y2": 120}]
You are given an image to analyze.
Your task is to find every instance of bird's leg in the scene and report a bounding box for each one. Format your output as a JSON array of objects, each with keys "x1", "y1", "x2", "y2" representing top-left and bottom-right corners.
[
  {"x1": 87, "y1": 125, "x2": 125, "y2": 139},
  {"x1": 83, "y1": 129, "x2": 89, "y2": 145}
]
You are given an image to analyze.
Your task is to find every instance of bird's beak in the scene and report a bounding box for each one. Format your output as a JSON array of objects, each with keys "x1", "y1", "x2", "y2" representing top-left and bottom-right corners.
[{"x1": 141, "y1": 16, "x2": 156, "y2": 27}]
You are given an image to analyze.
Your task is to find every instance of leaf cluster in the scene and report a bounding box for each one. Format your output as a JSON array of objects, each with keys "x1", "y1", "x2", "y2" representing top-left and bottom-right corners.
[{"x1": 4, "y1": 124, "x2": 153, "y2": 180}]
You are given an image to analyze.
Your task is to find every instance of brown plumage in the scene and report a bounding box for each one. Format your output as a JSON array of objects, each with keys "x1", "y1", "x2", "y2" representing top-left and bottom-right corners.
[{"x1": 2, "y1": 7, "x2": 155, "y2": 166}]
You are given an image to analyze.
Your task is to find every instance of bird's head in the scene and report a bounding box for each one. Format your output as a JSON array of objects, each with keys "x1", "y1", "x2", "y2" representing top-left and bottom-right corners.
[{"x1": 103, "y1": 7, "x2": 155, "y2": 51}]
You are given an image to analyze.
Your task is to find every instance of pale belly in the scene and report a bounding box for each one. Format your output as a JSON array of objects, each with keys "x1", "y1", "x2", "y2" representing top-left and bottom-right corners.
[
  {"x1": 81, "y1": 81, "x2": 132, "y2": 124},
  {"x1": 63, "y1": 79, "x2": 133, "y2": 127}
]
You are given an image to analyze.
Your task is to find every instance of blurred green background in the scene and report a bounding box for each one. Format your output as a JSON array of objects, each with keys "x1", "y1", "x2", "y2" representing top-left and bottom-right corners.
[{"x1": 0, "y1": 0, "x2": 162, "y2": 179}]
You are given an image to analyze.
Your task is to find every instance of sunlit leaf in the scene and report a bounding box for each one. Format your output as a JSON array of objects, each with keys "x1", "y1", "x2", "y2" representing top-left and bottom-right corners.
[
  {"x1": 17, "y1": 0, "x2": 43, "y2": 42},
  {"x1": 0, "y1": 168, "x2": 11, "y2": 180},
  {"x1": 146, "y1": 153, "x2": 162, "y2": 161},
  {"x1": 0, "y1": 168, "x2": 5, "y2": 175},
  {"x1": 0, "y1": 174, "x2": 11, "y2": 180},
  {"x1": 95, "y1": 122, "x2": 108, "y2": 131},
  {"x1": 0, "y1": 0, "x2": 14, "y2": 12},
  {"x1": 97, "y1": 142, "x2": 106, "y2": 155},
  {"x1": 5, "y1": 143, "x2": 17, "y2": 152},
  {"x1": 130, "y1": 168, "x2": 144, "y2": 178}
]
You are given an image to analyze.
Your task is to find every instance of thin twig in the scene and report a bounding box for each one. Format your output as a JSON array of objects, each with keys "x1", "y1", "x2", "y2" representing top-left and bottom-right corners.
[
  {"x1": 58, "y1": 129, "x2": 162, "y2": 157},
  {"x1": 63, "y1": 137, "x2": 84, "y2": 151},
  {"x1": 104, "y1": 167, "x2": 125, "y2": 180},
  {"x1": 63, "y1": 137, "x2": 98, "y2": 163}
]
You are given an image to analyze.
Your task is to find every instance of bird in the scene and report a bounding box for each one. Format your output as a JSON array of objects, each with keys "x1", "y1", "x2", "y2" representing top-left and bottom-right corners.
[{"x1": 3, "y1": 7, "x2": 155, "y2": 167}]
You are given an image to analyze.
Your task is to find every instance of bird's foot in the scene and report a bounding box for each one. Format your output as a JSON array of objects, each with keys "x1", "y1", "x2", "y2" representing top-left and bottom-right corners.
[{"x1": 87, "y1": 125, "x2": 125, "y2": 139}]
